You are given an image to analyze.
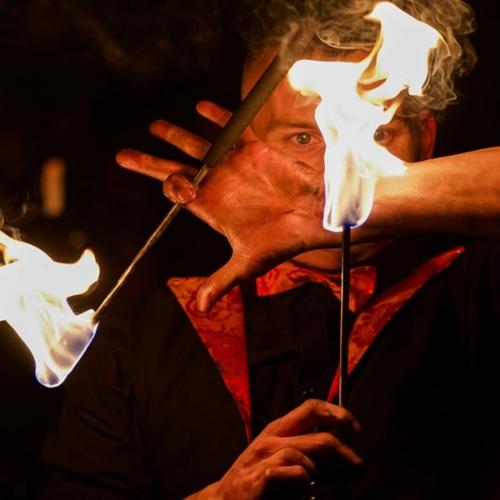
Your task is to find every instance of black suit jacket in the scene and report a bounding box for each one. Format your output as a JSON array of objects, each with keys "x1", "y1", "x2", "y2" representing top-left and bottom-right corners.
[{"x1": 42, "y1": 239, "x2": 500, "y2": 499}]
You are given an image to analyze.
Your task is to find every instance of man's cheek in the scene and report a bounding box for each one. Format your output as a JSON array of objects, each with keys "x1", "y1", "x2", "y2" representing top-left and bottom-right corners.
[{"x1": 386, "y1": 135, "x2": 419, "y2": 163}]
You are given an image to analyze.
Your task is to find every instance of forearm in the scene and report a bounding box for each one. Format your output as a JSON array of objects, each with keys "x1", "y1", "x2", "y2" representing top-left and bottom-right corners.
[
  {"x1": 185, "y1": 482, "x2": 221, "y2": 500},
  {"x1": 312, "y1": 147, "x2": 500, "y2": 247},
  {"x1": 375, "y1": 147, "x2": 500, "y2": 236}
]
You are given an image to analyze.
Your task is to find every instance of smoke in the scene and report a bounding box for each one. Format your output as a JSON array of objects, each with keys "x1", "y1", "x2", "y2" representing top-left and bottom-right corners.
[
  {"x1": 21, "y1": 0, "x2": 225, "y2": 79},
  {"x1": 0, "y1": 200, "x2": 31, "y2": 249},
  {"x1": 0, "y1": 212, "x2": 22, "y2": 265},
  {"x1": 239, "y1": 0, "x2": 477, "y2": 112}
]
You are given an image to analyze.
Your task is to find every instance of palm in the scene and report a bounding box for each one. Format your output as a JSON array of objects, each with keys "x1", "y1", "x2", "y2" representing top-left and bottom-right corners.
[{"x1": 117, "y1": 101, "x2": 327, "y2": 310}]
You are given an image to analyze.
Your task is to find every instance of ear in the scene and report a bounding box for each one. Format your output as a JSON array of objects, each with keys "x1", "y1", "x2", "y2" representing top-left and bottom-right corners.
[{"x1": 417, "y1": 111, "x2": 437, "y2": 160}]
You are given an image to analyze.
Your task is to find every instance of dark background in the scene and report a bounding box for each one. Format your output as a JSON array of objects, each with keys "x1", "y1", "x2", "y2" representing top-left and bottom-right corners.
[{"x1": 0, "y1": 1, "x2": 498, "y2": 497}]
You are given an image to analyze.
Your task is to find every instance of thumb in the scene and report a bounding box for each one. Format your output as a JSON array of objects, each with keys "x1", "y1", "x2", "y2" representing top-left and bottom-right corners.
[{"x1": 196, "y1": 255, "x2": 246, "y2": 313}]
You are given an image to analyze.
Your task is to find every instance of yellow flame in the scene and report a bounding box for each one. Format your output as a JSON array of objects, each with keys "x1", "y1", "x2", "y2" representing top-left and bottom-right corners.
[
  {"x1": 0, "y1": 231, "x2": 100, "y2": 387},
  {"x1": 288, "y1": 2, "x2": 442, "y2": 231}
]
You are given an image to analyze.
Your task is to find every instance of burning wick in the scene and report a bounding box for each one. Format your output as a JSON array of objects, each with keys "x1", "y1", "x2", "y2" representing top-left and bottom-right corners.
[
  {"x1": 288, "y1": 2, "x2": 443, "y2": 406},
  {"x1": 288, "y1": 1, "x2": 442, "y2": 231},
  {"x1": 0, "y1": 231, "x2": 100, "y2": 387}
]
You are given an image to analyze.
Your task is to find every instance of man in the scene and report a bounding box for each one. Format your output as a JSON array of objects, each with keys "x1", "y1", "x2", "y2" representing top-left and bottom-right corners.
[{"x1": 43, "y1": 3, "x2": 500, "y2": 499}]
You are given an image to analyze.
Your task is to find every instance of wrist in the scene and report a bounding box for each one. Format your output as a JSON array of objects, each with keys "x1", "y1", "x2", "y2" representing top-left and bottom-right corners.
[{"x1": 184, "y1": 480, "x2": 223, "y2": 500}]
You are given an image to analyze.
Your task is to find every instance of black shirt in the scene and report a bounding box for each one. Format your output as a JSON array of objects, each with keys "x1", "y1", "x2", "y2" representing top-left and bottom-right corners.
[{"x1": 246, "y1": 236, "x2": 462, "y2": 436}]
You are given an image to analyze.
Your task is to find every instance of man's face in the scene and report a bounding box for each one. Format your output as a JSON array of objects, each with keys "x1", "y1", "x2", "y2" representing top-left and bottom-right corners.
[
  {"x1": 243, "y1": 49, "x2": 435, "y2": 172},
  {"x1": 242, "y1": 49, "x2": 436, "y2": 269}
]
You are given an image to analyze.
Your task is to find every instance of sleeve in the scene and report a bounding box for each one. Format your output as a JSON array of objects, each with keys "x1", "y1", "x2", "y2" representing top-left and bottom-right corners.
[
  {"x1": 40, "y1": 312, "x2": 153, "y2": 499},
  {"x1": 462, "y1": 240, "x2": 500, "y2": 499}
]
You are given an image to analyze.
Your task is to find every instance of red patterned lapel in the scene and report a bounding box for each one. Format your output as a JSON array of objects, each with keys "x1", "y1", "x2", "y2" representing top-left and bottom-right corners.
[
  {"x1": 326, "y1": 246, "x2": 465, "y2": 402},
  {"x1": 167, "y1": 277, "x2": 251, "y2": 441},
  {"x1": 167, "y1": 246, "x2": 465, "y2": 440}
]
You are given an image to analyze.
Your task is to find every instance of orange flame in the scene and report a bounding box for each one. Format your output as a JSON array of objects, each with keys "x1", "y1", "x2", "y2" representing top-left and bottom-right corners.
[
  {"x1": 0, "y1": 231, "x2": 99, "y2": 387},
  {"x1": 288, "y1": 2, "x2": 442, "y2": 231}
]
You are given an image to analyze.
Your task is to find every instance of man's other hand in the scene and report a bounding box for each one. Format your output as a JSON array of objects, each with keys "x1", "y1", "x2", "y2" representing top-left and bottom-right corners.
[{"x1": 187, "y1": 399, "x2": 362, "y2": 500}]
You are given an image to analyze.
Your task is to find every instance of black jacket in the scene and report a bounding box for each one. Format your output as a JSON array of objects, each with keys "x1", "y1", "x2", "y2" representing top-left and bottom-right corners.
[{"x1": 42, "y1": 239, "x2": 500, "y2": 499}]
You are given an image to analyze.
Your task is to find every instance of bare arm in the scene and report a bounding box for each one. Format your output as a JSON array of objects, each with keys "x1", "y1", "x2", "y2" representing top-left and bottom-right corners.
[
  {"x1": 117, "y1": 102, "x2": 500, "y2": 309},
  {"x1": 368, "y1": 148, "x2": 500, "y2": 239}
]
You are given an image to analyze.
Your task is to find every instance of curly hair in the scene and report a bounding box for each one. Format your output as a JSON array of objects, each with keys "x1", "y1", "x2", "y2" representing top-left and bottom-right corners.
[{"x1": 237, "y1": 0, "x2": 477, "y2": 112}]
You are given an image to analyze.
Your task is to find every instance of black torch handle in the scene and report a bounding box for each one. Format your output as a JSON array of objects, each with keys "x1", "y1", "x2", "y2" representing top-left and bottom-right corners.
[
  {"x1": 203, "y1": 55, "x2": 287, "y2": 166},
  {"x1": 94, "y1": 21, "x2": 318, "y2": 321},
  {"x1": 204, "y1": 19, "x2": 318, "y2": 167}
]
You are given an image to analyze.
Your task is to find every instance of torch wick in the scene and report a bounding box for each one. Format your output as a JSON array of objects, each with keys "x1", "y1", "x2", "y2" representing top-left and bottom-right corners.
[{"x1": 338, "y1": 223, "x2": 351, "y2": 408}]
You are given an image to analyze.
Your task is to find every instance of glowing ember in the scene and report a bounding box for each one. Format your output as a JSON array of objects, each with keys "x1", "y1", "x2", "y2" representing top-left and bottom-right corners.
[
  {"x1": 0, "y1": 231, "x2": 99, "y2": 387},
  {"x1": 288, "y1": 2, "x2": 442, "y2": 231}
]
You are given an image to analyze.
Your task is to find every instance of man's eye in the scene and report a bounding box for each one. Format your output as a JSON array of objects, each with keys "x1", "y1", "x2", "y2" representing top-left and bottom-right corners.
[
  {"x1": 294, "y1": 133, "x2": 312, "y2": 145},
  {"x1": 373, "y1": 127, "x2": 393, "y2": 145}
]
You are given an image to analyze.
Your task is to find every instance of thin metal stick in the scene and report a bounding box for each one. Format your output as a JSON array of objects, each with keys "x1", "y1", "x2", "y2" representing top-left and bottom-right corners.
[
  {"x1": 338, "y1": 224, "x2": 351, "y2": 408},
  {"x1": 94, "y1": 165, "x2": 209, "y2": 321},
  {"x1": 308, "y1": 225, "x2": 351, "y2": 496}
]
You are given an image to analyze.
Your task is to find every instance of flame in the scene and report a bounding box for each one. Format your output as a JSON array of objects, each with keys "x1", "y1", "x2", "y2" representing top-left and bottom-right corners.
[
  {"x1": 0, "y1": 231, "x2": 100, "y2": 387},
  {"x1": 288, "y1": 2, "x2": 442, "y2": 231}
]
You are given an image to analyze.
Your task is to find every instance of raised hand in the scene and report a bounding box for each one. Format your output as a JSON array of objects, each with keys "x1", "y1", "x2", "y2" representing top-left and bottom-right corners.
[
  {"x1": 117, "y1": 100, "x2": 255, "y2": 185},
  {"x1": 116, "y1": 101, "x2": 332, "y2": 312}
]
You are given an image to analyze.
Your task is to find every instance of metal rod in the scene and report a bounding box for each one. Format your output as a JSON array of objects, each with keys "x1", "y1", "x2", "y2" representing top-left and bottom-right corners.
[
  {"x1": 94, "y1": 21, "x2": 318, "y2": 322},
  {"x1": 308, "y1": 226, "x2": 351, "y2": 497},
  {"x1": 94, "y1": 165, "x2": 210, "y2": 320},
  {"x1": 338, "y1": 224, "x2": 351, "y2": 408}
]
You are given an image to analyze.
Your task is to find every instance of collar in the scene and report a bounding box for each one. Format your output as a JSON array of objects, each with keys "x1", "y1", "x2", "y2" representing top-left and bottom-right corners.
[
  {"x1": 167, "y1": 245, "x2": 465, "y2": 442},
  {"x1": 255, "y1": 260, "x2": 377, "y2": 313}
]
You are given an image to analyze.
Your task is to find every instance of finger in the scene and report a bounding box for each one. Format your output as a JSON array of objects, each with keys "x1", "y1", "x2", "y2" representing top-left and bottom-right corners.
[
  {"x1": 150, "y1": 120, "x2": 211, "y2": 160},
  {"x1": 196, "y1": 100, "x2": 257, "y2": 142},
  {"x1": 162, "y1": 173, "x2": 196, "y2": 204},
  {"x1": 260, "y1": 466, "x2": 310, "y2": 499},
  {"x1": 282, "y1": 433, "x2": 363, "y2": 468},
  {"x1": 264, "y1": 399, "x2": 361, "y2": 438},
  {"x1": 116, "y1": 149, "x2": 197, "y2": 182},
  {"x1": 196, "y1": 255, "x2": 245, "y2": 313},
  {"x1": 252, "y1": 445, "x2": 316, "y2": 475},
  {"x1": 258, "y1": 449, "x2": 314, "y2": 499},
  {"x1": 196, "y1": 100, "x2": 232, "y2": 127},
  {"x1": 264, "y1": 464, "x2": 310, "y2": 482}
]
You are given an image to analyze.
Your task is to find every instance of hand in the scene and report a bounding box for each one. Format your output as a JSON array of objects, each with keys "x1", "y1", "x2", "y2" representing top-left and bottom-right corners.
[
  {"x1": 116, "y1": 101, "x2": 332, "y2": 312},
  {"x1": 186, "y1": 399, "x2": 362, "y2": 500}
]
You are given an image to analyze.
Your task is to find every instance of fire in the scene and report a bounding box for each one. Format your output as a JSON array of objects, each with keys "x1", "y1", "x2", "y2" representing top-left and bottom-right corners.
[
  {"x1": 0, "y1": 231, "x2": 99, "y2": 387},
  {"x1": 288, "y1": 2, "x2": 442, "y2": 231}
]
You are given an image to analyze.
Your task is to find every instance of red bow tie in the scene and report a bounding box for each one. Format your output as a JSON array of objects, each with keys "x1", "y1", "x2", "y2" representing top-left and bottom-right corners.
[{"x1": 255, "y1": 261, "x2": 377, "y2": 313}]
